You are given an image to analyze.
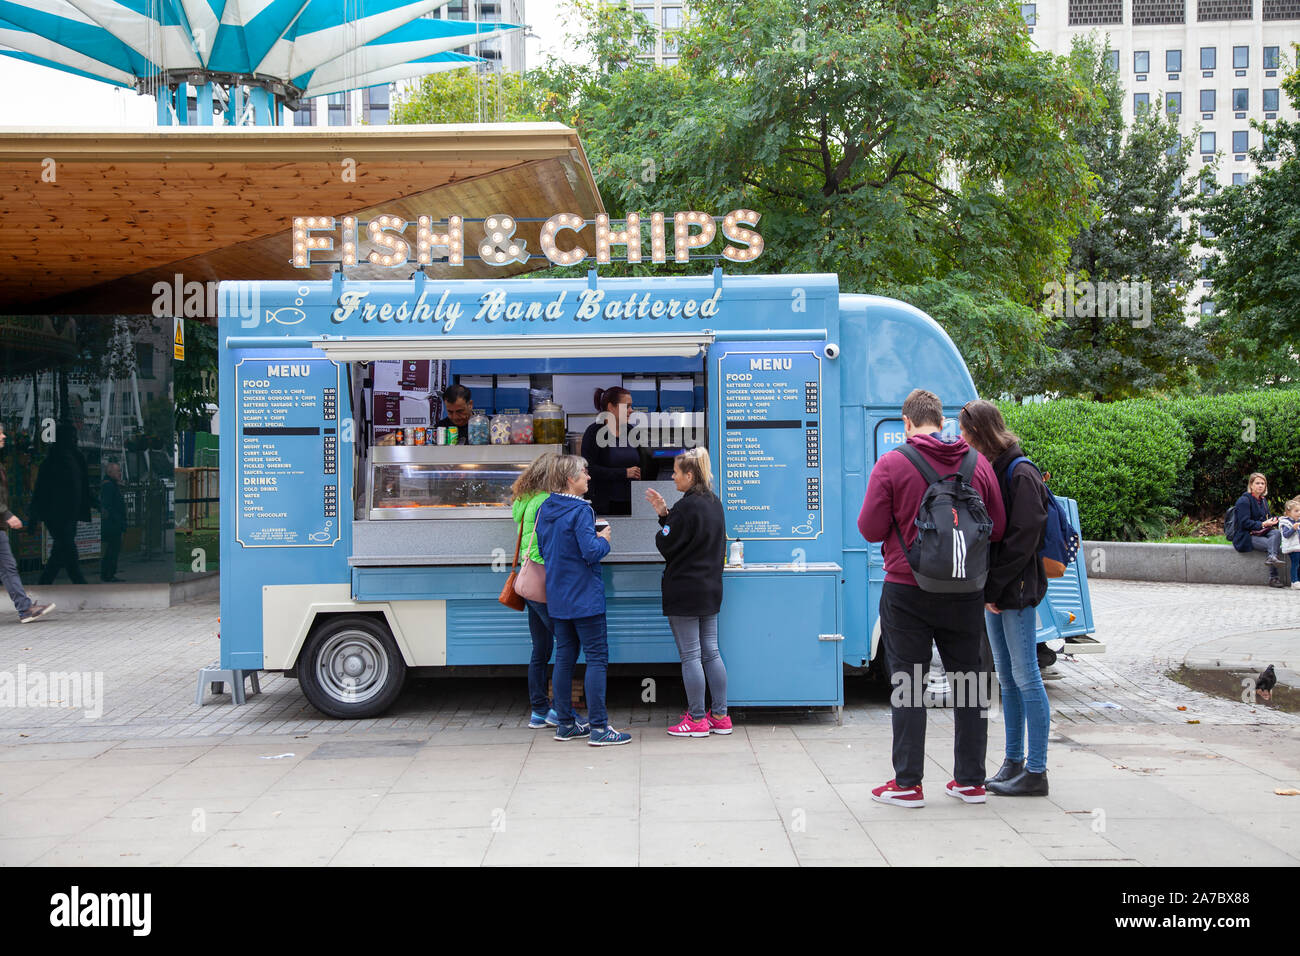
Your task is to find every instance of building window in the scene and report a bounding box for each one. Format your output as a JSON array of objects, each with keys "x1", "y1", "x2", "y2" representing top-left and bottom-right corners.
[
  {"x1": 1021, "y1": 3, "x2": 1037, "y2": 24},
  {"x1": 1166, "y1": 49, "x2": 1182, "y2": 72},
  {"x1": 1233, "y1": 46, "x2": 1249, "y2": 69},
  {"x1": 663, "y1": 32, "x2": 679, "y2": 55},
  {"x1": 662, "y1": 55, "x2": 680, "y2": 66},
  {"x1": 1232, "y1": 130, "x2": 1249, "y2": 153},
  {"x1": 1200, "y1": 300, "x2": 1215, "y2": 315},
  {"x1": 1264, "y1": 46, "x2": 1281, "y2": 70},
  {"x1": 1068, "y1": 0, "x2": 1123, "y2": 24},
  {"x1": 1134, "y1": 92, "x2": 1151, "y2": 112},
  {"x1": 136, "y1": 344, "x2": 155, "y2": 379},
  {"x1": 294, "y1": 98, "x2": 316, "y2": 126},
  {"x1": 633, "y1": 3, "x2": 653, "y2": 23},
  {"x1": 1200, "y1": 131, "x2": 1216, "y2": 153},
  {"x1": 363, "y1": 84, "x2": 389, "y2": 125},
  {"x1": 1135, "y1": 50, "x2": 1151, "y2": 73},
  {"x1": 1197, "y1": 0, "x2": 1253, "y2": 17},
  {"x1": 1232, "y1": 172, "x2": 1249, "y2": 185},
  {"x1": 1167, "y1": 133, "x2": 1182, "y2": 157},
  {"x1": 1200, "y1": 89, "x2": 1216, "y2": 112},
  {"x1": 1134, "y1": 0, "x2": 1187, "y2": 24},
  {"x1": 1263, "y1": 88, "x2": 1280, "y2": 111},
  {"x1": 328, "y1": 92, "x2": 350, "y2": 126},
  {"x1": 1201, "y1": 46, "x2": 1216, "y2": 70},
  {"x1": 1231, "y1": 88, "x2": 1248, "y2": 111},
  {"x1": 1104, "y1": 50, "x2": 1120, "y2": 73},
  {"x1": 1199, "y1": 173, "x2": 1217, "y2": 194},
  {"x1": 1166, "y1": 92, "x2": 1182, "y2": 114},
  {"x1": 662, "y1": 5, "x2": 682, "y2": 28}
]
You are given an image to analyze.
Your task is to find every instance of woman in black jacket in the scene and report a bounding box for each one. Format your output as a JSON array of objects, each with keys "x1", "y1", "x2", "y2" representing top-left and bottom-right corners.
[
  {"x1": 645, "y1": 447, "x2": 729, "y2": 737},
  {"x1": 960, "y1": 401, "x2": 1052, "y2": 797},
  {"x1": 581, "y1": 386, "x2": 641, "y2": 516},
  {"x1": 1232, "y1": 473, "x2": 1284, "y2": 587}
]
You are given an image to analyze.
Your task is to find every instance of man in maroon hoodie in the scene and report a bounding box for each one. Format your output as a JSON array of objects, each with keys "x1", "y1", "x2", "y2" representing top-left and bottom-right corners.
[{"x1": 858, "y1": 389, "x2": 1005, "y2": 808}]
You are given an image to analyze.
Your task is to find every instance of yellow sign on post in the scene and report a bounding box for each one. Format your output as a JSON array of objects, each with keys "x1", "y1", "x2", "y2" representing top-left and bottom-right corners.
[{"x1": 174, "y1": 316, "x2": 184, "y2": 361}]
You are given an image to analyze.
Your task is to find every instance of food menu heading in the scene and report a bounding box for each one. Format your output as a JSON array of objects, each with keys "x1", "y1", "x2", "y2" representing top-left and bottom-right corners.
[
  {"x1": 235, "y1": 357, "x2": 340, "y2": 548},
  {"x1": 717, "y1": 347, "x2": 822, "y2": 540}
]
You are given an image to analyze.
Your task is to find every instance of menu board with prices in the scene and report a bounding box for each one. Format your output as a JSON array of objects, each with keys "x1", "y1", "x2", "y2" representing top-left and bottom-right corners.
[
  {"x1": 717, "y1": 346, "x2": 823, "y2": 540},
  {"x1": 235, "y1": 356, "x2": 341, "y2": 548}
]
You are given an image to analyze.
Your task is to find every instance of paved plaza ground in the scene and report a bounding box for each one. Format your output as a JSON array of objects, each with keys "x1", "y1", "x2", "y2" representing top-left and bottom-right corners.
[{"x1": 1, "y1": 579, "x2": 1297, "y2": 866}]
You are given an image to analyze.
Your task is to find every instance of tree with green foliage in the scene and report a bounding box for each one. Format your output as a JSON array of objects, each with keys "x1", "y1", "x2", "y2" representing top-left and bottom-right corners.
[
  {"x1": 395, "y1": 0, "x2": 1103, "y2": 393},
  {"x1": 1013, "y1": 36, "x2": 1208, "y2": 401},
  {"x1": 1195, "y1": 52, "x2": 1300, "y2": 388}
]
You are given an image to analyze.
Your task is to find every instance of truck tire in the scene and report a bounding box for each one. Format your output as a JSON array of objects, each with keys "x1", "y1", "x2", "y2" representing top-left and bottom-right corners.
[{"x1": 298, "y1": 615, "x2": 407, "y2": 718}]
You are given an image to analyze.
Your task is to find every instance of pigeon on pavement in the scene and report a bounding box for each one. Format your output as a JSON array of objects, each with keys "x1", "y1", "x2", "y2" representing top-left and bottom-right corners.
[{"x1": 1255, "y1": 665, "x2": 1277, "y2": 702}]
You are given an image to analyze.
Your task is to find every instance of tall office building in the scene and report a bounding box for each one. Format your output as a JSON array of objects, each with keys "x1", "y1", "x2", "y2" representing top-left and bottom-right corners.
[
  {"x1": 605, "y1": 0, "x2": 685, "y2": 65},
  {"x1": 1027, "y1": 3, "x2": 1298, "y2": 184},
  {"x1": 1026, "y1": 1, "x2": 1299, "y2": 314}
]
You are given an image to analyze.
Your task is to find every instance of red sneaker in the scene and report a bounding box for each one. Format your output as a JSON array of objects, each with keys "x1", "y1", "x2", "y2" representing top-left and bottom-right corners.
[
  {"x1": 706, "y1": 711, "x2": 733, "y2": 735},
  {"x1": 667, "y1": 712, "x2": 710, "y2": 737},
  {"x1": 945, "y1": 780, "x2": 986, "y2": 804},
  {"x1": 871, "y1": 779, "x2": 925, "y2": 807}
]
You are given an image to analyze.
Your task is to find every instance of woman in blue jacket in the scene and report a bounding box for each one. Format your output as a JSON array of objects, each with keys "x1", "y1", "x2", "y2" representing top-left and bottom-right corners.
[
  {"x1": 534, "y1": 455, "x2": 631, "y2": 746},
  {"x1": 1233, "y1": 472, "x2": 1285, "y2": 588}
]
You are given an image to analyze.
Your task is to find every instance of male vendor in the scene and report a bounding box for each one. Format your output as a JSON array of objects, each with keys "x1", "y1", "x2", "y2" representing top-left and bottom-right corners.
[{"x1": 435, "y1": 383, "x2": 474, "y2": 431}]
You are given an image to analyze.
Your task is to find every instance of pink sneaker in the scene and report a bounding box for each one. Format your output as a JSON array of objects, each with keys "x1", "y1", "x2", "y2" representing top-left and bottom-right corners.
[
  {"x1": 667, "y1": 712, "x2": 710, "y2": 737},
  {"x1": 871, "y1": 779, "x2": 925, "y2": 807},
  {"x1": 706, "y1": 711, "x2": 733, "y2": 735}
]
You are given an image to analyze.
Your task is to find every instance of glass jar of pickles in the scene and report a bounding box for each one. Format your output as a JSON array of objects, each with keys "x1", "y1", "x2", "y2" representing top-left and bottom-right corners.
[
  {"x1": 489, "y1": 414, "x2": 512, "y2": 445},
  {"x1": 532, "y1": 401, "x2": 565, "y2": 446},
  {"x1": 510, "y1": 414, "x2": 534, "y2": 444},
  {"x1": 466, "y1": 411, "x2": 490, "y2": 445}
]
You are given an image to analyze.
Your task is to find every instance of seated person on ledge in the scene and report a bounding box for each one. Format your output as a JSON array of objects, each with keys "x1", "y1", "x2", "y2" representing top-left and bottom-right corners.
[{"x1": 1232, "y1": 472, "x2": 1285, "y2": 588}]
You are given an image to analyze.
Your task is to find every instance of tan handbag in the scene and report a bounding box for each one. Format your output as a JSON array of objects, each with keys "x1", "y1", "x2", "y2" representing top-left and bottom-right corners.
[
  {"x1": 514, "y1": 524, "x2": 547, "y2": 603},
  {"x1": 498, "y1": 521, "x2": 526, "y2": 611}
]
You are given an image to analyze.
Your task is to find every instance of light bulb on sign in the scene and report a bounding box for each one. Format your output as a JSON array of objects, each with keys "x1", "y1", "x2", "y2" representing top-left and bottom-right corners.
[
  {"x1": 673, "y1": 212, "x2": 716, "y2": 263},
  {"x1": 721, "y1": 209, "x2": 764, "y2": 262}
]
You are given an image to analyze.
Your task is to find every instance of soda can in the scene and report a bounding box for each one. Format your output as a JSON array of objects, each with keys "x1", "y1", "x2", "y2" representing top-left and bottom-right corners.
[
  {"x1": 414, "y1": 426, "x2": 426, "y2": 446},
  {"x1": 447, "y1": 426, "x2": 460, "y2": 446},
  {"x1": 436, "y1": 426, "x2": 447, "y2": 445},
  {"x1": 403, "y1": 426, "x2": 415, "y2": 446}
]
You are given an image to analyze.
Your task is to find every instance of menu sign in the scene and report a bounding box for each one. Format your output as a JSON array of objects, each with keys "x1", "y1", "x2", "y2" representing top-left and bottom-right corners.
[
  {"x1": 235, "y1": 356, "x2": 341, "y2": 548},
  {"x1": 717, "y1": 346, "x2": 822, "y2": 540}
]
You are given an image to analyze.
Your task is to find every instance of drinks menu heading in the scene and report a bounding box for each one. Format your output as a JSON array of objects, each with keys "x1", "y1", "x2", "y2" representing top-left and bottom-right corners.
[{"x1": 235, "y1": 356, "x2": 340, "y2": 548}]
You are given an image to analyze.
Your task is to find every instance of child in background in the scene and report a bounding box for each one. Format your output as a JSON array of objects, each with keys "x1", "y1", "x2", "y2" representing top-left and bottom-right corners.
[{"x1": 1280, "y1": 499, "x2": 1300, "y2": 590}]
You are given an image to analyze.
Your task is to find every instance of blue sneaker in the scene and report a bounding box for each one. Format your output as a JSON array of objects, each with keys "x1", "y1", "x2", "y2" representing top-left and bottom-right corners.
[
  {"x1": 545, "y1": 708, "x2": 560, "y2": 727},
  {"x1": 554, "y1": 722, "x2": 590, "y2": 741},
  {"x1": 528, "y1": 712, "x2": 549, "y2": 729},
  {"x1": 587, "y1": 725, "x2": 632, "y2": 747}
]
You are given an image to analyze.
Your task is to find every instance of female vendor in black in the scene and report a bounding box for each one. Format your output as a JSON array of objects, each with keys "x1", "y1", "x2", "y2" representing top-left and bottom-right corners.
[{"x1": 581, "y1": 386, "x2": 641, "y2": 516}]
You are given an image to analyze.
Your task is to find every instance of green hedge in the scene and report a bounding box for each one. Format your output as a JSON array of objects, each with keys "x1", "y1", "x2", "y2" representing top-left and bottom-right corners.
[
  {"x1": 996, "y1": 399, "x2": 1193, "y2": 541},
  {"x1": 1165, "y1": 390, "x2": 1300, "y2": 517}
]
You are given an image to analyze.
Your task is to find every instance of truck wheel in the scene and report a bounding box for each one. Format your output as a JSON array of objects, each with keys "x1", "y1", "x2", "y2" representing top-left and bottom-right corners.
[{"x1": 298, "y1": 616, "x2": 407, "y2": 718}]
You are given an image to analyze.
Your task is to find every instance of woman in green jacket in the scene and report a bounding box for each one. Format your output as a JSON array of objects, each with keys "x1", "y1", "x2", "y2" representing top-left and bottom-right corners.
[{"x1": 511, "y1": 453, "x2": 583, "y2": 730}]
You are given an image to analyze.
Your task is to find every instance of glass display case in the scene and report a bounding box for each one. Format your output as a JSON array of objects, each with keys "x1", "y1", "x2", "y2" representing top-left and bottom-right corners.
[{"x1": 366, "y1": 445, "x2": 562, "y2": 520}]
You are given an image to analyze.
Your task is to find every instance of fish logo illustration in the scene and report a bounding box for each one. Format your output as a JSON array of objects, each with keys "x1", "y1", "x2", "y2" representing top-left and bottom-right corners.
[{"x1": 266, "y1": 307, "x2": 307, "y2": 326}]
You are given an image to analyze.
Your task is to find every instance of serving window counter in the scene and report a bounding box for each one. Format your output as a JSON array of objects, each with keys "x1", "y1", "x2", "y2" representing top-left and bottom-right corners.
[{"x1": 219, "y1": 271, "x2": 1096, "y2": 719}]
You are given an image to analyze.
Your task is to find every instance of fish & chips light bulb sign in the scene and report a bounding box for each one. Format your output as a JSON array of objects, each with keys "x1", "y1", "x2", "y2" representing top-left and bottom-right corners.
[{"x1": 291, "y1": 209, "x2": 763, "y2": 269}]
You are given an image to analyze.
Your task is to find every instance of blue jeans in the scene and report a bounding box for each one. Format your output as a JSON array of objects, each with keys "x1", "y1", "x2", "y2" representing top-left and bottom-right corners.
[
  {"x1": 0, "y1": 530, "x2": 33, "y2": 616},
  {"x1": 524, "y1": 599, "x2": 555, "y2": 714},
  {"x1": 985, "y1": 606, "x2": 1050, "y2": 774},
  {"x1": 1289, "y1": 552, "x2": 1300, "y2": 584},
  {"x1": 552, "y1": 613, "x2": 609, "y2": 730},
  {"x1": 668, "y1": 614, "x2": 727, "y2": 720}
]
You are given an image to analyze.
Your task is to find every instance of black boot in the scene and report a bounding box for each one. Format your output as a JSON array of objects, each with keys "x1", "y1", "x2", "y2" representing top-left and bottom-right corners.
[
  {"x1": 985, "y1": 759, "x2": 1024, "y2": 786},
  {"x1": 987, "y1": 768, "x2": 1049, "y2": 796}
]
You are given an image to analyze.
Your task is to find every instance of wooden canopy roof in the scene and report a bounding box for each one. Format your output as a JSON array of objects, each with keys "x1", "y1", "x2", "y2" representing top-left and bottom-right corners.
[{"x1": 0, "y1": 123, "x2": 604, "y2": 316}]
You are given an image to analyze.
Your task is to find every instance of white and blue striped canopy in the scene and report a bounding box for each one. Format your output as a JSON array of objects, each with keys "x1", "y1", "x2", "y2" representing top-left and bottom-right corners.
[{"x1": 0, "y1": 0, "x2": 519, "y2": 96}]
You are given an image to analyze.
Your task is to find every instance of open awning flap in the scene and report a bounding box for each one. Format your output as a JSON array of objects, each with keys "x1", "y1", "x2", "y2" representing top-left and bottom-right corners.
[{"x1": 309, "y1": 332, "x2": 715, "y2": 362}]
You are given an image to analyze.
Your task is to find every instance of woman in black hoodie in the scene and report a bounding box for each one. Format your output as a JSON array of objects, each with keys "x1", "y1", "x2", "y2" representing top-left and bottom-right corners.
[
  {"x1": 645, "y1": 447, "x2": 729, "y2": 737},
  {"x1": 959, "y1": 401, "x2": 1052, "y2": 797}
]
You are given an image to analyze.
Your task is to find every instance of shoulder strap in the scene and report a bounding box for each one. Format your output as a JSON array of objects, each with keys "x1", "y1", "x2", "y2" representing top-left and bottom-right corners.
[
  {"x1": 896, "y1": 443, "x2": 941, "y2": 486},
  {"x1": 1003, "y1": 455, "x2": 1030, "y2": 484},
  {"x1": 511, "y1": 511, "x2": 524, "y2": 570},
  {"x1": 957, "y1": 447, "x2": 979, "y2": 483}
]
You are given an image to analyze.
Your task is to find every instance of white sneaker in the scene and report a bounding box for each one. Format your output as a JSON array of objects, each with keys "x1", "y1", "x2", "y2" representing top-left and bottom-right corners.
[{"x1": 1291, "y1": 582, "x2": 1300, "y2": 590}]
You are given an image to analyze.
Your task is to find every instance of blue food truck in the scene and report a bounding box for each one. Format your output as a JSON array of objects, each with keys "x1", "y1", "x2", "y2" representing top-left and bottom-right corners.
[{"x1": 218, "y1": 269, "x2": 1098, "y2": 718}]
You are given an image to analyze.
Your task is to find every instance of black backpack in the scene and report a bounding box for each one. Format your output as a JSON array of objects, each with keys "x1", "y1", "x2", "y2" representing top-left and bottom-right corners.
[
  {"x1": 892, "y1": 444, "x2": 994, "y2": 594},
  {"x1": 1223, "y1": 506, "x2": 1237, "y2": 542}
]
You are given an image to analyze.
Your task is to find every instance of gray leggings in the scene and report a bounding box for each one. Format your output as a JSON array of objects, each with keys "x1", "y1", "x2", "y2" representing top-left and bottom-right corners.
[{"x1": 668, "y1": 614, "x2": 727, "y2": 720}]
